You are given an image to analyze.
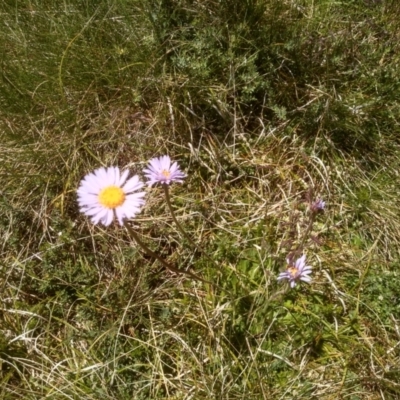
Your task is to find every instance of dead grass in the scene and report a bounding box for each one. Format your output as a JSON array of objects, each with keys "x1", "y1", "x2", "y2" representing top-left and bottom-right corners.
[{"x1": 2, "y1": 0, "x2": 400, "y2": 399}]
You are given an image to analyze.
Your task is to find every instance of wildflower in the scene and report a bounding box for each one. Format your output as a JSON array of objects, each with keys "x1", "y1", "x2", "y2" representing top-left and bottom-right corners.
[
  {"x1": 277, "y1": 254, "x2": 312, "y2": 288},
  {"x1": 77, "y1": 166, "x2": 145, "y2": 226},
  {"x1": 311, "y1": 198, "x2": 326, "y2": 212},
  {"x1": 143, "y1": 155, "x2": 186, "y2": 186}
]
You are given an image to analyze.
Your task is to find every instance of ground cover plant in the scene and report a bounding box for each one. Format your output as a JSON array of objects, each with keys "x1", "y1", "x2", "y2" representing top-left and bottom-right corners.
[{"x1": 2, "y1": 0, "x2": 400, "y2": 398}]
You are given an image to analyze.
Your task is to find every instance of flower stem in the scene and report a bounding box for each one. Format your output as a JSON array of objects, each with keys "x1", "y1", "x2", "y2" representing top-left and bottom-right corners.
[
  {"x1": 163, "y1": 185, "x2": 198, "y2": 248},
  {"x1": 297, "y1": 212, "x2": 316, "y2": 251},
  {"x1": 125, "y1": 223, "x2": 213, "y2": 285}
]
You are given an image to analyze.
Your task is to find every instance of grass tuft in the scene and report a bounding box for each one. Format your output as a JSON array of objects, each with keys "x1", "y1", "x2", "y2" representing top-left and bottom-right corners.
[{"x1": 2, "y1": 0, "x2": 400, "y2": 398}]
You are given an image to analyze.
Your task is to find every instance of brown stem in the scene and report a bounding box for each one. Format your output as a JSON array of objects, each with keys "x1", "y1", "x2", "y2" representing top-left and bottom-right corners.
[
  {"x1": 294, "y1": 211, "x2": 317, "y2": 256},
  {"x1": 163, "y1": 185, "x2": 198, "y2": 247}
]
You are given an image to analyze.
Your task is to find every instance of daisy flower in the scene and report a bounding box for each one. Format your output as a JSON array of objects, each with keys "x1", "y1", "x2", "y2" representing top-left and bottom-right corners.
[
  {"x1": 277, "y1": 254, "x2": 312, "y2": 288},
  {"x1": 143, "y1": 155, "x2": 186, "y2": 186},
  {"x1": 311, "y1": 198, "x2": 326, "y2": 212},
  {"x1": 77, "y1": 166, "x2": 145, "y2": 226}
]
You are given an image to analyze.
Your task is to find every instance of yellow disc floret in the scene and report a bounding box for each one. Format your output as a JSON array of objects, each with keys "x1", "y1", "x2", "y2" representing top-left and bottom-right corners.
[
  {"x1": 161, "y1": 169, "x2": 171, "y2": 178},
  {"x1": 288, "y1": 267, "x2": 298, "y2": 277},
  {"x1": 98, "y1": 186, "x2": 125, "y2": 208}
]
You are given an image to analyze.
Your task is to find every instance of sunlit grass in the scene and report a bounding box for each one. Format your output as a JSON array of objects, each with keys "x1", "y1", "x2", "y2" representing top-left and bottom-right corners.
[{"x1": 2, "y1": 0, "x2": 400, "y2": 398}]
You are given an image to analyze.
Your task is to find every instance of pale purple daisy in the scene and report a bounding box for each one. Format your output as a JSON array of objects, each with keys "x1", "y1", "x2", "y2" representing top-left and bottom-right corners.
[
  {"x1": 143, "y1": 155, "x2": 186, "y2": 186},
  {"x1": 77, "y1": 166, "x2": 145, "y2": 226},
  {"x1": 311, "y1": 199, "x2": 326, "y2": 212},
  {"x1": 277, "y1": 254, "x2": 312, "y2": 288}
]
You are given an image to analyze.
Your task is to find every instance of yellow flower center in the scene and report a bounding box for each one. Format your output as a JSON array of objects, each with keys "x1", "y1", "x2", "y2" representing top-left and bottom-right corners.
[
  {"x1": 98, "y1": 186, "x2": 125, "y2": 208},
  {"x1": 288, "y1": 267, "x2": 298, "y2": 277},
  {"x1": 161, "y1": 169, "x2": 171, "y2": 179}
]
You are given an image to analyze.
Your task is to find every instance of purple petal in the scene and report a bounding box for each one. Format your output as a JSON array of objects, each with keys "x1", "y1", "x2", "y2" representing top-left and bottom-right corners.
[{"x1": 295, "y1": 255, "x2": 306, "y2": 270}]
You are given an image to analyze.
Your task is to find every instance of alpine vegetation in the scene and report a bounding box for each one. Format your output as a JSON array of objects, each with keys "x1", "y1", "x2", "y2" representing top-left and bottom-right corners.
[
  {"x1": 77, "y1": 166, "x2": 145, "y2": 226},
  {"x1": 143, "y1": 155, "x2": 186, "y2": 186},
  {"x1": 277, "y1": 254, "x2": 313, "y2": 288}
]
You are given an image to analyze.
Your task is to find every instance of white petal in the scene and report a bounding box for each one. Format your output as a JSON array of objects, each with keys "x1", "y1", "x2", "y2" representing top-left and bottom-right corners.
[
  {"x1": 84, "y1": 206, "x2": 105, "y2": 216},
  {"x1": 115, "y1": 206, "x2": 126, "y2": 225},
  {"x1": 94, "y1": 167, "x2": 107, "y2": 183},
  {"x1": 123, "y1": 175, "x2": 144, "y2": 192},
  {"x1": 149, "y1": 158, "x2": 162, "y2": 170},
  {"x1": 277, "y1": 272, "x2": 289, "y2": 280},
  {"x1": 170, "y1": 161, "x2": 179, "y2": 173},
  {"x1": 161, "y1": 155, "x2": 171, "y2": 170},
  {"x1": 78, "y1": 193, "x2": 99, "y2": 203},
  {"x1": 295, "y1": 255, "x2": 306, "y2": 269},
  {"x1": 91, "y1": 208, "x2": 108, "y2": 225},
  {"x1": 125, "y1": 192, "x2": 146, "y2": 202},
  {"x1": 104, "y1": 209, "x2": 114, "y2": 226},
  {"x1": 80, "y1": 176, "x2": 100, "y2": 193},
  {"x1": 112, "y1": 167, "x2": 120, "y2": 185},
  {"x1": 119, "y1": 169, "x2": 130, "y2": 186}
]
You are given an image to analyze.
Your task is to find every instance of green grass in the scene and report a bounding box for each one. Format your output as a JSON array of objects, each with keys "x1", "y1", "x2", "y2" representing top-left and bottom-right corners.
[{"x1": 2, "y1": 0, "x2": 400, "y2": 398}]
